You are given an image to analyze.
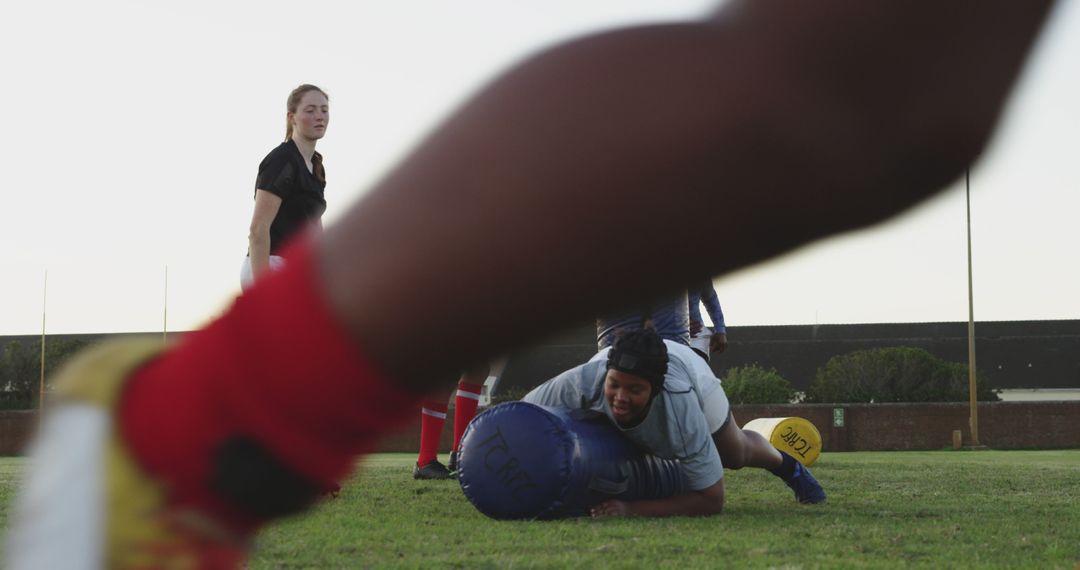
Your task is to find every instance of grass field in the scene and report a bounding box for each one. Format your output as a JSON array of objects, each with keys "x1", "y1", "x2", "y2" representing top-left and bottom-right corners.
[{"x1": 1, "y1": 451, "x2": 1078, "y2": 568}]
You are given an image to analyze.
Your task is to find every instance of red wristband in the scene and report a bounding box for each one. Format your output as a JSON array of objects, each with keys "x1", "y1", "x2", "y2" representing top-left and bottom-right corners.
[{"x1": 120, "y1": 236, "x2": 421, "y2": 529}]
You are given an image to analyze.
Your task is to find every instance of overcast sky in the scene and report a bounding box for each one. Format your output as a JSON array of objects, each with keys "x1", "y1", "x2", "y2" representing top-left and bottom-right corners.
[{"x1": 2, "y1": 1, "x2": 1078, "y2": 336}]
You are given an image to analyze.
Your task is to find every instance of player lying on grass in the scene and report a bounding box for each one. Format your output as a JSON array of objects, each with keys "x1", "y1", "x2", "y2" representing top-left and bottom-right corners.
[
  {"x1": 523, "y1": 329, "x2": 824, "y2": 518},
  {"x1": 4, "y1": 1, "x2": 1054, "y2": 568}
]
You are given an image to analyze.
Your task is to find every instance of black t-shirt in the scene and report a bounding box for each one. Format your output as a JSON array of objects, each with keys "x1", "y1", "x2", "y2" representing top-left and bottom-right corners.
[{"x1": 254, "y1": 139, "x2": 327, "y2": 254}]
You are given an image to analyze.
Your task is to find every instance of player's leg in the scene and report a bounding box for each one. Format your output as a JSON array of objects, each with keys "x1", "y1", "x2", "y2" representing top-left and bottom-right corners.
[
  {"x1": 700, "y1": 384, "x2": 824, "y2": 505},
  {"x1": 710, "y1": 409, "x2": 826, "y2": 505},
  {"x1": 711, "y1": 411, "x2": 783, "y2": 471},
  {"x1": 415, "y1": 383, "x2": 456, "y2": 480},
  {"x1": 449, "y1": 362, "x2": 489, "y2": 473},
  {"x1": 319, "y1": 2, "x2": 1054, "y2": 391},
  {"x1": 698, "y1": 383, "x2": 779, "y2": 471}
]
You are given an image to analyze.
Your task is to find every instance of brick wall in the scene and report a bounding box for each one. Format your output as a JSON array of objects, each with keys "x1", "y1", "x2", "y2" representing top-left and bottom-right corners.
[
  {"x1": 2, "y1": 402, "x2": 1076, "y2": 455},
  {"x1": 731, "y1": 401, "x2": 1080, "y2": 451},
  {"x1": 0, "y1": 411, "x2": 37, "y2": 455},
  {"x1": 371, "y1": 401, "x2": 1080, "y2": 454}
]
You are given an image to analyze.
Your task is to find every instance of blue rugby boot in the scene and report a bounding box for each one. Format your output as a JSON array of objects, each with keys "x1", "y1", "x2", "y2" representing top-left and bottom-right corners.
[{"x1": 783, "y1": 456, "x2": 827, "y2": 504}]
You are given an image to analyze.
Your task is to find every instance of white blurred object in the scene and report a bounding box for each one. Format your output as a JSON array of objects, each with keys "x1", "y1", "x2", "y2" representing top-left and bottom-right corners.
[
  {"x1": 689, "y1": 327, "x2": 713, "y2": 361},
  {"x1": 6, "y1": 405, "x2": 105, "y2": 570}
]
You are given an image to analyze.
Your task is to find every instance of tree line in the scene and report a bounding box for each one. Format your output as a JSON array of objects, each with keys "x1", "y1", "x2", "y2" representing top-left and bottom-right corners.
[{"x1": 0, "y1": 339, "x2": 89, "y2": 409}]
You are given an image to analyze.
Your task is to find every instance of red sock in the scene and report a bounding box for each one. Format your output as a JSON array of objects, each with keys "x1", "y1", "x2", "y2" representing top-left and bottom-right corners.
[
  {"x1": 452, "y1": 382, "x2": 484, "y2": 452},
  {"x1": 118, "y1": 237, "x2": 422, "y2": 533},
  {"x1": 417, "y1": 401, "x2": 448, "y2": 466}
]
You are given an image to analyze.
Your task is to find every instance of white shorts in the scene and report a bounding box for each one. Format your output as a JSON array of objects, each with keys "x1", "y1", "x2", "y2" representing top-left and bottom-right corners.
[
  {"x1": 689, "y1": 328, "x2": 712, "y2": 362},
  {"x1": 240, "y1": 255, "x2": 285, "y2": 291},
  {"x1": 702, "y1": 383, "x2": 731, "y2": 434}
]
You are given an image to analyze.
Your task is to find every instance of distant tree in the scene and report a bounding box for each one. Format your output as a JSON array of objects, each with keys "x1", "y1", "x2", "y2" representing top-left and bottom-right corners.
[
  {"x1": 722, "y1": 364, "x2": 796, "y2": 404},
  {"x1": 0, "y1": 339, "x2": 90, "y2": 409},
  {"x1": 805, "y1": 346, "x2": 999, "y2": 403},
  {"x1": 488, "y1": 385, "x2": 529, "y2": 407},
  {"x1": 0, "y1": 342, "x2": 37, "y2": 409}
]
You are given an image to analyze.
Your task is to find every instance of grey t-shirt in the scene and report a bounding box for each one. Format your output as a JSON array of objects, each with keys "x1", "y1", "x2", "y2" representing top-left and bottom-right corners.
[{"x1": 523, "y1": 341, "x2": 725, "y2": 490}]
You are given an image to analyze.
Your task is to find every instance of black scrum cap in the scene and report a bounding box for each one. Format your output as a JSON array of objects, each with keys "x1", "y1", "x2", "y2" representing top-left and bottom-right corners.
[{"x1": 606, "y1": 329, "x2": 669, "y2": 393}]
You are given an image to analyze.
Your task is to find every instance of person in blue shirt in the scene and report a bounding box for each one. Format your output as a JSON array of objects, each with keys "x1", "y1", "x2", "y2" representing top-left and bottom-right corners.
[
  {"x1": 597, "y1": 281, "x2": 727, "y2": 363},
  {"x1": 596, "y1": 292, "x2": 691, "y2": 350},
  {"x1": 688, "y1": 279, "x2": 727, "y2": 361}
]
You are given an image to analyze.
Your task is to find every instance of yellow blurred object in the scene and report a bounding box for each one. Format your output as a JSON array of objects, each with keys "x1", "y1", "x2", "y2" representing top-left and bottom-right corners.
[
  {"x1": 49, "y1": 339, "x2": 246, "y2": 569},
  {"x1": 742, "y1": 417, "x2": 822, "y2": 467}
]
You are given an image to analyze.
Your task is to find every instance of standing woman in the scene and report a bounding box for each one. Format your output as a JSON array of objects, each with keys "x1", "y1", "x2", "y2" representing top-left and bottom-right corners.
[{"x1": 242, "y1": 84, "x2": 330, "y2": 290}]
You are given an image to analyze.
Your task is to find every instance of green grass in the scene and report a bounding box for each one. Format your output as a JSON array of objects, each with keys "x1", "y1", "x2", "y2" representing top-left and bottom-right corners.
[{"x1": 1, "y1": 451, "x2": 1078, "y2": 568}]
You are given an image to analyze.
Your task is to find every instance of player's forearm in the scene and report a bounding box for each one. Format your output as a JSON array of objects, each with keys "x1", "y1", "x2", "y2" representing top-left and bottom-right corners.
[
  {"x1": 318, "y1": 1, "x2": 1053, "y2": 390},
  {"x1": 688, "y1": 294, "x2": 704, "y2": 325},
  {"x1": 626, "y1": 490, "x2": 724, "y2": 518},
  {"x1": 698, "y1": 288, "x2": 723, "y2": 329},
  {"x1": 248, "y1": 231, "x2": 272, "y2": 278}
]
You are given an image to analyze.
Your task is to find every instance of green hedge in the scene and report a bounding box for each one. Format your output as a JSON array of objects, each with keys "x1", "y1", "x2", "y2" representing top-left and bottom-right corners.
[
  {"x1": 805, "y1": 346, "x2": 999, "y2": 403},
  {"x1": 722, "y1": 364, "x2": 796, "y2": 404},
  {"x1": 488, "y1": 385, "x2": 530, "y2": 406},
  {"x1": 0, "y1": 339, "x2": 90, "y2": 409}
]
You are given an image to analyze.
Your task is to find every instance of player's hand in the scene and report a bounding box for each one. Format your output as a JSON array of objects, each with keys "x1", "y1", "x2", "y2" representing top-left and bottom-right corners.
[
  {"x1": 590, "y1": 500, "x2": 631, "y2": 518},
  {"x1": 689, "y1": 320, "x2": 704, "y2": 336},
  {"x1": 710, "y1": 332, "x2": 728, "y2": 354}
]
